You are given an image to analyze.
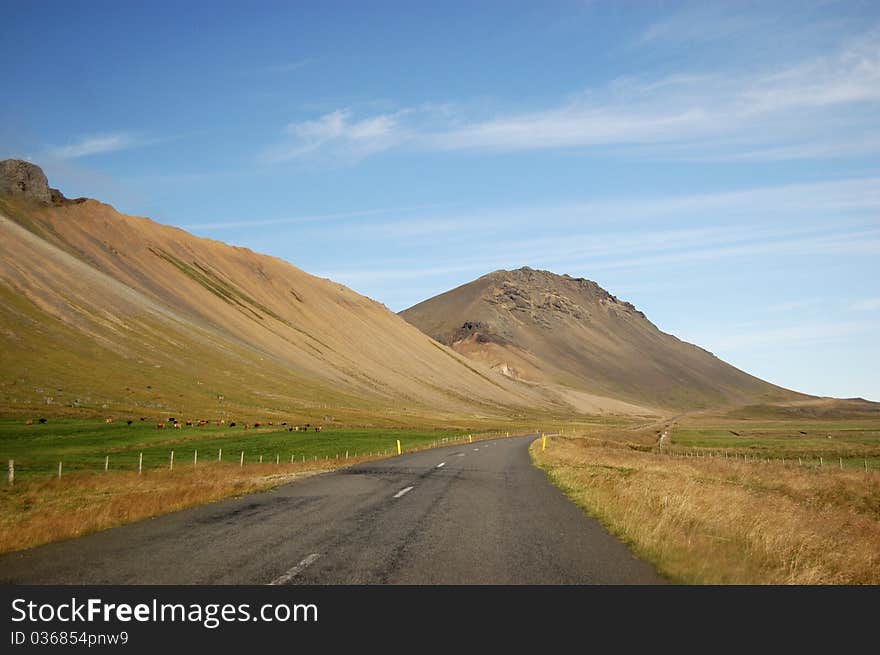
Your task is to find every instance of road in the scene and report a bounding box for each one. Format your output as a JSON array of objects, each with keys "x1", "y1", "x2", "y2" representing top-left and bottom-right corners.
[{"x1": 0, "y1": 435, "x2": 664, "y2": 584}]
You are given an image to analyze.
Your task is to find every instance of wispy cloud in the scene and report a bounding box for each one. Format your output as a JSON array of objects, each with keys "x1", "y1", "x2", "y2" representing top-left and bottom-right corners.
[
  {"x1": 180, "y1": 202, "x2": 450, "y2": 230},
  {"x1": 851, "y1": 298, "x2": 880, "y2": 311},
  {"x1": 694, "y1": 319, "x2": 880, "y2": 351},
  {"x1": 637, "y1": 3, "x2": 765, "y2": 45},
  {"x1": 262, "y1": 58, "x2": 311, "y2": 73},
  {"x1": 425, "y1": 29, "x2": 880, "y2": 156},
  {"x1": 767, "y1": 298, "x2": 823, "y2": 313},
  {"x1": 310, "y1": 176, "x2": 880, "y2": 292},
  {"x1": 49, "y1": 132, "x2": 144, "y2": 159},
  {"x1": 264, "y1": 27, "x2": 880, "y2": 163},
  {"x1": 262, "y1": 108, "x2": 407, "y2": 163}
]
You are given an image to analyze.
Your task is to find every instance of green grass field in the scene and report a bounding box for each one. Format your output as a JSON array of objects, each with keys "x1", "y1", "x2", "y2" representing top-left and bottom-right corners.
[
  {"x1": 668, "y1": 420, "x2": 880, "y2": 469},
  {"x1": 0, "y1": 418, "x2": 477, "y2": 479}
]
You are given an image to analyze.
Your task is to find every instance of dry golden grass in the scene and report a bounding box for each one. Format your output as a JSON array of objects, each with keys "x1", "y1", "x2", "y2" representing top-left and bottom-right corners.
[
  {"x1": 0, "y1": 457, "x2": 365, "y2": 555},
  {"x1": 531, "y1": 435, "x2": 880, "y2": 584}
]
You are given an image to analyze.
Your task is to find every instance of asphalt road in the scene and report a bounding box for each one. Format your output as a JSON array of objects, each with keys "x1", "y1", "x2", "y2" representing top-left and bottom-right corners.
[{"x1": 0, "y1": 435, "x2": 664, "y2": 584}]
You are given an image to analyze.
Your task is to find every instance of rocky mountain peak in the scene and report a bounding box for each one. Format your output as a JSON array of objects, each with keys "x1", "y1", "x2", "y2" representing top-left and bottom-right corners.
[
  {"x1": 0, "y1": 159, "x2": 52, "y2": 203},
  {"x1": 0, "y1": 159, "x2": 84, "y2": 206}
]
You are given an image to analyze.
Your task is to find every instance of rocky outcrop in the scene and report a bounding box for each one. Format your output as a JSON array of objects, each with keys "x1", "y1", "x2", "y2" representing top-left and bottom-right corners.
[
  {"x1": 0, "y1": 159, "x2": 52, "y2": 203},
  {"x1": 0, "y1": 160, "x2": 85, "y2": 206}
]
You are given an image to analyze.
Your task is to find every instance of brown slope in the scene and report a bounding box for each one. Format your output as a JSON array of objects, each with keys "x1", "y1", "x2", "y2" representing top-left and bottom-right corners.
[
  {"x1": 0, "y1": 171, "x2": 562, "y2": 422},
  {"x1": 400, "y1": 267, "x2": 808, "y2": 411}
]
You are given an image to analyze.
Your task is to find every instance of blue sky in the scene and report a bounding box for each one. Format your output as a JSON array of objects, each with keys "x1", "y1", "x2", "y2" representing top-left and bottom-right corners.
[{"x1": 2, "y1": 1, "x2": 879, "y2": 401}]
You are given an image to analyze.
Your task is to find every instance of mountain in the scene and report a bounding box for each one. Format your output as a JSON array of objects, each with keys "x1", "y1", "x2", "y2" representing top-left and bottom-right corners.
[
  {"x1": 0, "y1": 160, "x2": 568, "y2": 424},
  {"x1": 400, "y1": 267, "x2": 806, "y2": 411}
]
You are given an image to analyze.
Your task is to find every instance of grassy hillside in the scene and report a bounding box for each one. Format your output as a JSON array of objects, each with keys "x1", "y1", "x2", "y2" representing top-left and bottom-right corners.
[{"x1": 0, "y1": 196, "x2": 568, "y2": 423}]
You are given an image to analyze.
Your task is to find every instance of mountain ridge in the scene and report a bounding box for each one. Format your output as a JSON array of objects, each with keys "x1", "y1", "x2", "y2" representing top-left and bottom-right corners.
[
  {"x1": 0, "y1": 161, "x2": 576, "y2": 423},
  {"x1": 400, "y1": 266, "x2": 809, "y2": 411}
]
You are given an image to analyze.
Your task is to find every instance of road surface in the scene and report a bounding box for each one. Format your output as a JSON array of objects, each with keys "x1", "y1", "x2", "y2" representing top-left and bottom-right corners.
[{"x1": 0, "y1": 435, "x2": 664, "y2": 584}]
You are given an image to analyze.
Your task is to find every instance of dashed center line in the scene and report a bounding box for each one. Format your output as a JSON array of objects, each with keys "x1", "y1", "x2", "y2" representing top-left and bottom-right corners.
[
  {"x1": 269, "y1": 553, "x2": 321, "y2": 585},
  {"x1": 393, "y1": 486, "x2": 414, "y2": 498},
  {"x1": 436, "y1": 462, "x2": 446, "y2": 468},
  {"x1": 473, "y1": 448, "x2": 479, "y2": 451}
]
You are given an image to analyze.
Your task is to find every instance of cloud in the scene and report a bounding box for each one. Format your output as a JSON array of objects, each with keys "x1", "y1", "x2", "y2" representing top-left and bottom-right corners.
[
  {"x1": 637, "y1": 3, "x2": 764, "y2": 45},
  {"x1": 49, "y1": 133, "x2": 144, "y2": 159},
  {"x1": 424, "y1": 30, "x2": 880, "y2": 156},
  {"x1": 264, "y1": 27, "x2": 880, "y2": 163},
  {"x1": 263, "y1": 109, "x2": 407, "y2": 163},
  {"x1": 693, "y1": 319, "x2": 880, "y2": 351},
  {"x1": 180, "y1": 202, "x2": 450, "y2": 230},
  {"x1": 311, "y1": 176, "x2": 880, "y2": 290},
  {"x1": 262, "y1": 58, "x2": 311, "y2": 73},
  {"x1": 851, "y1": 298, "x2": 880, "y2": 311},
  {"x1": 766, "y1": 298, "x2": 822, "y2": 313}
]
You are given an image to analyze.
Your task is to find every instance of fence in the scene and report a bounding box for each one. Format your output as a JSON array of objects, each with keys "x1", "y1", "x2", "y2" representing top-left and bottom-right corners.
[{"x1": 4, "y1": 429, "x2": 528, "y2": 485}]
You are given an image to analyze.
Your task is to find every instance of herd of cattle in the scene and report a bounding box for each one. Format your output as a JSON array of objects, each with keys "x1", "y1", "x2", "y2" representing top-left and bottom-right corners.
[{"x1": 24, "y1": 417, "x2": 324, "y2": 432}]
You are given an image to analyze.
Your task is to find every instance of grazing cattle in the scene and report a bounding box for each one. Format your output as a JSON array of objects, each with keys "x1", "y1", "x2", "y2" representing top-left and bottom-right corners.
[
  {"x1": 315, "y1": 426, "x2": 322, "y2": 432},
  {"x1": 281, "y1": 422, "x2": 287, "y2": 426},
  {"x1": 157, "y1": 422, "x2": 165, "y2": 429},
  {"x1": 168, "y1": 418, "x2": 176, "y2": 423},
  {"x1": 140, "y1": 417, "x2": 146, "y2": 421},
  {"x1": 268, "y1": 421, "x2": 274, "y2": 426},
  {"x1": 197, "y1": 420, "x2": 207, "y2": 427},
  {"x1": 173, "y1": 422, "x2": 181, "y2": 429},
  {"x1": 254, "y1": 422, "x2": 261, "y2": 428},
  {"x1": 185, "y1": 420, "x2": 193, "y2": 427},
  {"x1": 244, "y1": 423, "x2": 250, "y2": 429},
  {"x1": 105, "y1": 417, "x2": 113, "y2": 424},
  {"x1": 126, "y1": 420, "x2": 133, "y2": 426},
  {"x1": 229, "y1": 422, "x2": 236, "y2": 427},
  {"x1": 219, "y1": 419, "x2": 226, "y2": 425},
  {"x1": 288, "y1": 427, "x2": 293, "y2": 432},
  {"x1": 25, "y1": 419, "x2": 33, "y2": 425},
  {"x1": 38, "y1": 418, "x2": 47, "y2": 424}
]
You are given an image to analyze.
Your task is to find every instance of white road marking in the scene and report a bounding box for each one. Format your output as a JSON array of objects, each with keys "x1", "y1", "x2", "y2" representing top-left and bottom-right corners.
[
  {"x1": 473, "y1": 448, "x2": 479, "y2": 451},
  {"x1": 393, "y1": 486, "x2": 414, "y2": 498},
  {"x1": 456, "y1": 453, "x2": 465, "y2": 457},
  {"x1": 269, "y1": 553, "x2": 321, "y2": 585},
  {"x1": 436, "y1": 462, "x2": 446, "y2": 468}
]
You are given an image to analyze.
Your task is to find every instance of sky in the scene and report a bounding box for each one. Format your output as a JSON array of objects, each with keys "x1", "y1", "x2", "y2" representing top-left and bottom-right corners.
[{"x1": 2, "y1": 0, "x2": 879, "y2": 401}]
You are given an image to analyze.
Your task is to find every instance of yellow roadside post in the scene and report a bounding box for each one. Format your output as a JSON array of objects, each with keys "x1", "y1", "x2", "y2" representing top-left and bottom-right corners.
[
  {"x1": 469, "y1": 434, "x2": 472, "y2": 443},
  {"x1": 396, "y1": 439, "x2": 401, "y2": 455},
  {"x1": 541, "y1": 433, "x2": 546, "y2": 451}
]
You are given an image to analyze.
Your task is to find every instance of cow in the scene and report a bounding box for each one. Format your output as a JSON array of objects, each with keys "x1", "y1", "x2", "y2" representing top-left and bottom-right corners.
[
  {"x1": 157, "y1": 422, "x2": 165, "y2": 429},
  {"x1": 315, "y1": 426, "x2": 323, "y2": 432},
  {"x1": 126, "y1": 420, "x2": 133, "y2": 426},
  {"x1": 185, "y1": 420, "x2": 193, "y2": 427},
  {"x1": 25, "y1": 419, "x2": 33, "y2": 425},
  {"x1": 105, "y1": 417, "x2": 113, "y2": 424},
  {"x1": 173, "y1": 422, "x2": 181, "y2": 429},
  {"x1": 254, "y1": 422, "x2": 261, "y2": 428},
  {"x1": 229, "y1": 422, "x2": 236, "y2": 427}
]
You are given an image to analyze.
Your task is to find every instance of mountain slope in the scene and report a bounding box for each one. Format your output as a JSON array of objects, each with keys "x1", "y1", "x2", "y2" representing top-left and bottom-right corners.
[
  {"x1": 0, "y1": 163, "x2": 566, "y2": 423},
  {"x1": 400, "y1": 267, "x2": 806, "y2": 411}
]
